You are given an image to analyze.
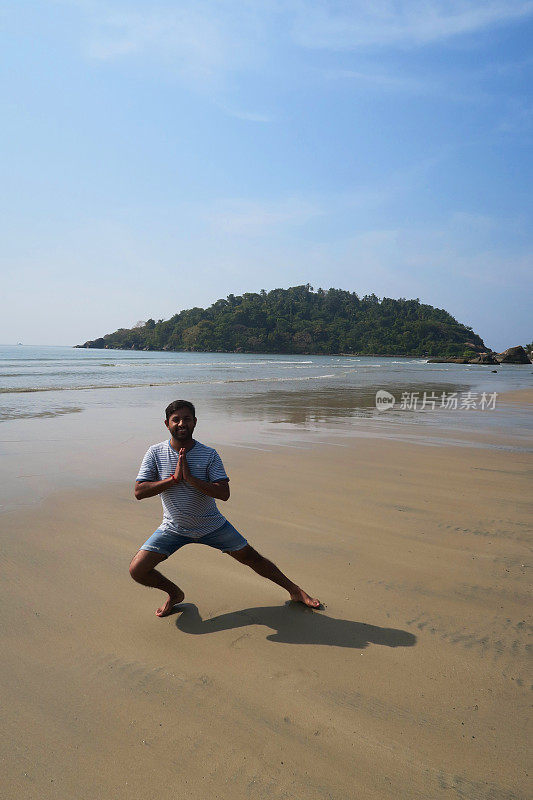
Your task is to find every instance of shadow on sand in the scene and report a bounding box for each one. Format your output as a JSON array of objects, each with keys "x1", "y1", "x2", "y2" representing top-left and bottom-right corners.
[{"x1": 173, "y1": 602, "x2": 416, "y2": 649}]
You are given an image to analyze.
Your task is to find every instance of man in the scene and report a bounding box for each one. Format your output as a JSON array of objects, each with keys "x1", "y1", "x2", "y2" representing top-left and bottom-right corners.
[{"x1": 130, "y1": 400, "x2": 321, "y2": 617}]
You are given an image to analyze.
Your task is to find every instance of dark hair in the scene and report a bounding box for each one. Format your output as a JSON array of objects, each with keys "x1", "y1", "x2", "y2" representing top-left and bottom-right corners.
[{"x1": 165, "y1": 400, "x2": 196, "y2": 421}]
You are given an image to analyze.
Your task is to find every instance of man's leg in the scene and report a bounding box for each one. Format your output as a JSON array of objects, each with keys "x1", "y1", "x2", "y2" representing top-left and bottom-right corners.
[
  {"x1": 129, "y1": 550, "x2": 185, "y2": 617},
  {"x1": 227, "y1": 545, "x2": 320, "y2": 608}
]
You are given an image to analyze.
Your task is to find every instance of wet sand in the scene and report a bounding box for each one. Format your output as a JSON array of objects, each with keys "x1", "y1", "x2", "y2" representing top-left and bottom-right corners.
[{"x1": 1, "y1": 397, "x2": 531, "y2": 800}]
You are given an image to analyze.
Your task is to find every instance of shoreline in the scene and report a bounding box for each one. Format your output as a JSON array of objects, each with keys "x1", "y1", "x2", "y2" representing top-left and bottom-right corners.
[
  {"x1": 497, "y1": 386, "x2": 533, "y2": 403},
  {"x1": 73, "y1": 343, "x2": 533, "y2": 362},
  {"x1": 1, "y1": 385, "x2": 530, "y2": 515}
]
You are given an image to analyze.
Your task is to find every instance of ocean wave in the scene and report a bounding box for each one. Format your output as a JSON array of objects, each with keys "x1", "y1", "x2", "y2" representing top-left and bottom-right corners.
[
  {"x1": 222, "y1": 374, "x2": 336, "y2": 384},
  {"x1": 0, "y1": 370, "x2": 112, "y2": 378},
  {"x1": 111, "y1": 358, "x2": 318, "y2": 368},
  {"x1": 0, "y1": 372, "x2": 341, "y2": 394}
]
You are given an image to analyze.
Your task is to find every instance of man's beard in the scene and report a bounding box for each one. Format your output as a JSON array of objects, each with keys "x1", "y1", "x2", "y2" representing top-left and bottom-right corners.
[{"x1": 173, "y1": 427, "x2": 193, "y2": 439}]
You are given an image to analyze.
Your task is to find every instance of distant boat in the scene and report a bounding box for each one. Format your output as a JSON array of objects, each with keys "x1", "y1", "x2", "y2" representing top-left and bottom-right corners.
[{"x1": 17, "y1": 342, "x2": 23, "y2": 345}]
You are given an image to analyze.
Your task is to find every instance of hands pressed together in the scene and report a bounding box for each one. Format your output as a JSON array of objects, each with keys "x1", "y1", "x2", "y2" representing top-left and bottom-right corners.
[
  {"x1": 168, "y1": 448, "x2": 229, "y2": 501},
  {"x1": 173, "y1": 448, "x2": 191, "y2": 484},
  {"x1": 136, "y1": 447, "x2": 224, "y2": 502}
]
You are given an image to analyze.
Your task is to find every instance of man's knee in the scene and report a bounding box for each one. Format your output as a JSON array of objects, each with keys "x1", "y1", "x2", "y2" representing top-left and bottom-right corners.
[
  {"x1": 129, "y1": 556, "x2": 144, "y2": 582},
  {"x1": 228, "y1": 545, "x2": 262, "y2": 565},
  {"x1": 129, "y1": 550, "x2": 166, "y2": 581}
]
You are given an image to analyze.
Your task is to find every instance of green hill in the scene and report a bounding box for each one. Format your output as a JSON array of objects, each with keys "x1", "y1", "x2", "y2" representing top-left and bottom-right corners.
[{"x1": 76, "y1": 284, "x2": 486, "y2": 358}]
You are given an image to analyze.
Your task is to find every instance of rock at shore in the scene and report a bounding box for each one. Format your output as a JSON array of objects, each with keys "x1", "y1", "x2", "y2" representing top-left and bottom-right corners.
[
  {"x1": 494, "y1": 346, "x2": 531, "y2": 364},
  {"x1": 428, "y1": 345, "x2": 530, "y2": 365},
  {"x1": 427, "y1": 353, "x2": 498, "y2": 364},
  {"x1": 427, "y1": 357, "x2": 471, "y2": 364},
  {"x1": 468, "y1": 353, "x2": 499, "y2": 365}
]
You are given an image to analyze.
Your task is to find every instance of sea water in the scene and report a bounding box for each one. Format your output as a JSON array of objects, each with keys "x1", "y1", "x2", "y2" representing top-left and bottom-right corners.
[
  {"x1": 1, "y1": 345, "x2": 531, "y2": 511},
  {"x1": 1, "y1": 345, "x2": 531, "y2": 423}
]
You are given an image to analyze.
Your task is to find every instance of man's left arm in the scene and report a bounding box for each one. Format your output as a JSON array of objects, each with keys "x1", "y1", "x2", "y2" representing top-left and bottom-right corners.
[{"x1": 179, "y1": 449, "x2": 230, "y2": 501}]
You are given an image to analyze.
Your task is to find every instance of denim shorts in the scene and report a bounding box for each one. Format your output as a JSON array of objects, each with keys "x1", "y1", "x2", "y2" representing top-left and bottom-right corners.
[{"x1": 139, "y1": 520, "x2": 248, "y2": 557}]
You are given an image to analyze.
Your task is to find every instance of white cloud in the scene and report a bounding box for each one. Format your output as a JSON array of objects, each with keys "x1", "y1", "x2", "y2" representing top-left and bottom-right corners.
[
  {"x1": 323, "y1": 66, "x2": 491, "y2": 103},
  {"x1": 74, "y1": 1, "x2": 533, "y2": 73},
  {"x1": 207, "y1": 196, "x2": 325, "y2": 235},
  {"x1": 75, "y1": 0, "x2": 273, "y2": 87},
  {"x1": 192, "y1": 153, "x2": 444, "y2": 238},
  {"x1": 225, "y1": 110, "x2": 272, "y2": 123},
  {"x1": 292, "y1": 1, "x2": 533, "y2": 50},
  {"x1": 43, "y1": 0, "x2": 532, "y2": 116},
  {"x1": 84, "y1": 6, "x2": 231, "y2": 79},
  {"x1": 312, "y1": 215, "x2": 533, "y2": 288},
  {"x1": 214, "y1": 104, "x2": 273, "y2": 122},
  {"x1": 326, "y1": 68, "x2": 429, "y2": 93}
]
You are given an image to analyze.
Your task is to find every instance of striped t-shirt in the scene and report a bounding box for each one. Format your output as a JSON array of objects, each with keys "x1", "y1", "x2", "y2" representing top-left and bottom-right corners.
[{"x1": 136, "y1": 439, "x2": 229, "y2": 537}]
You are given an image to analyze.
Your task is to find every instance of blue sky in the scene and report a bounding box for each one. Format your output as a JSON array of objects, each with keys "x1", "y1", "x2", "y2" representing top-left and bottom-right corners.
[{"x1": 1, "y1": 1, "x2": 532, "y2": 350}]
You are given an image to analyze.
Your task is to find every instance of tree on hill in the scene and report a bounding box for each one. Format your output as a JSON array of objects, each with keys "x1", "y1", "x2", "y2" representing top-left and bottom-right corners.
[{"x1": 76, "y1": 285, "x2": 486, "y2": 358}]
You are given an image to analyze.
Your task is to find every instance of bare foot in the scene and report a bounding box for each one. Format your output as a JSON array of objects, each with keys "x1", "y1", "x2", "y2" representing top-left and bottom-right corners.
[
  {"x1": 289, "y1": 587, "x2": 321, "y2": 608},
  {"x1": 156, "y1": 589, "x2": 185, "y2": 617}
]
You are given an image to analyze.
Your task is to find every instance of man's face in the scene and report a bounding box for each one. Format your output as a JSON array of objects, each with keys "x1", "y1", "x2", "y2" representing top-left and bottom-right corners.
[{"x1": 165, "y1": 407, "x2": 196, "y2": 444}]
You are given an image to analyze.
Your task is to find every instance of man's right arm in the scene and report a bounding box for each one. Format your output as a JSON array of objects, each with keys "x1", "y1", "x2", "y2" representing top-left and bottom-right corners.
[{"x1": 134, "y1": 477, "x2": 176, "y2": 500}]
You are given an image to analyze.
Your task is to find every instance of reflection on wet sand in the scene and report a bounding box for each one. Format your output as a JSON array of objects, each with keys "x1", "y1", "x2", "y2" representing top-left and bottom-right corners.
[
  {"x1": 207, "y1": 383, "x2": 532, "y2": 454},
  {"x1": 213, "y1": 383, "x2": 472, "y2": 427}
]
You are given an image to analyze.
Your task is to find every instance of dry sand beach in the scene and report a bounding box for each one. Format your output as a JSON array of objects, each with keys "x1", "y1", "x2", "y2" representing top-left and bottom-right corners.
[{"x1": 2, "y1": 389, "x2": 532, "y2": 800}]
